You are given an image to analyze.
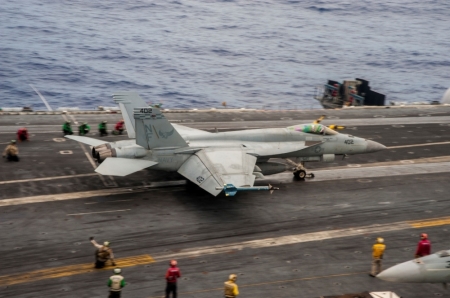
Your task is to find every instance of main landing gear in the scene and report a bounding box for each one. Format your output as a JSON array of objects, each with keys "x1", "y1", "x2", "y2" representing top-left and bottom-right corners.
[{"x1": 286, "y1": 159, "x2": 315, "y2": 180}]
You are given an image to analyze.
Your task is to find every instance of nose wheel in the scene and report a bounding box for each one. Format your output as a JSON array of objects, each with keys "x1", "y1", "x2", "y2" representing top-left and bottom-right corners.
[
  {"x1": 293, "y1": 170, "x2": 315, "y2": 179},
  {"x1": 286, "y1": 159, "x2": 315, "y2": 180},
  {"x1": 293, "y1": 169, "x2": 306, "y2": 179}
]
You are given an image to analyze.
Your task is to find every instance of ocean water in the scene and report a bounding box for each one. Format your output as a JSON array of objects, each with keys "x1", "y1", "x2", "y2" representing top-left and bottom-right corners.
[{"x1": 1, "y1": 0, "x2": 449, "y2": 110}]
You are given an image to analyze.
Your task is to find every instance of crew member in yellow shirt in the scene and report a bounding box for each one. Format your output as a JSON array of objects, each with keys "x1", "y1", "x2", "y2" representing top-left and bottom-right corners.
[
  {"x1": 370, "y1": 237, "x2": 386, "y2": 277},
  {"x1": 224, "y1": 274, "x2": 239, "y2": 298}
]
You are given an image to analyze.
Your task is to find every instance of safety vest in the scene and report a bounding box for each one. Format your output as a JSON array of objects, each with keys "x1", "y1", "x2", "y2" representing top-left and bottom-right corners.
[
  {"x1": 109, "y1": 275, "x2": 124, "y2": 291},
  {"x1": 166, "y1": 267, "x2": 181, "y2": 283},
  {"x1": 224, "y1": 281, "x2": 238, "y2": 297},
  {"x1": 4, "y1": 145, "x2": 18, "y2": 156},
  {"x1": 372, "y1": 243, "x2": 386, "y2": 258},
  {"x1": 96, "y1": 247, "x2": 111, "y2": 261}
]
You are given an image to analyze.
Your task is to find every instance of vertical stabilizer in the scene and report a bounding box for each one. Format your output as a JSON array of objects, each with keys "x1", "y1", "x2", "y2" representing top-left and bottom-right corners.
[
  {"x1": 112, "y1": 92, "x2": 148, "y2": 139},
  {"x1": 133, "y1": 107, "x2": 188, "y2": 149}
]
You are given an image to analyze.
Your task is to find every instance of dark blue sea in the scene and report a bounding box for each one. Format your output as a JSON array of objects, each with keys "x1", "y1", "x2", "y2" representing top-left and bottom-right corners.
[{"x1": 1, "y1": 0, "x2": 449, "y2": 110}]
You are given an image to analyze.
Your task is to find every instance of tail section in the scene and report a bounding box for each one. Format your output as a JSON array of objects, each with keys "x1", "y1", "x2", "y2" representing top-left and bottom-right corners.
[
  {"x1": 133, "y1": 107, "x2": 188, "y2": 149},
  {"x1": 112, "y1": 92, "x2": 147, "y2": 139}
]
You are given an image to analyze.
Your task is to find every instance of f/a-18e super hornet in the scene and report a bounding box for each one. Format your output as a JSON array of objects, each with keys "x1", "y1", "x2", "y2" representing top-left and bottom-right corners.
[
  {"x1": 65, "y1": 92, "x2": 385, "y2": 196},
  {"x1": 377, "y1": 250, "x2": 450, "y2": 286}
]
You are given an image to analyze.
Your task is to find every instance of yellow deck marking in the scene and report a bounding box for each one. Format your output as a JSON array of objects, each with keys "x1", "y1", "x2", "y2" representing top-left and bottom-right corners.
[
  {"x1": 408, "y1": 216, "x2": 450, "y2": 228},
  {"x1": 2, "y1": 216, "x2": 450, "y2": 287},
  {"x1": 0, "y1": 255, "x2": 154, "y2": 287},
  {"x1": 147, "y1": 272, "x2": 364, "y2": 298}
]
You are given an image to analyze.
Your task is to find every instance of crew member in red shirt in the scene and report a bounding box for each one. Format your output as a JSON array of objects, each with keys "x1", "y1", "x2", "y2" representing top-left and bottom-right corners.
[
  {"x1": 415, "y1": 233, "x2": 431, "y2": 258},
  {"x1": 114, "y1": 120, "x2": 125, "y2": 135},
  {"x1": 165, "y1": 259, "x2": 181, "y2": 298},
  {"x1": 17, "y1": 127, "x2": 29, "y2": 142}
]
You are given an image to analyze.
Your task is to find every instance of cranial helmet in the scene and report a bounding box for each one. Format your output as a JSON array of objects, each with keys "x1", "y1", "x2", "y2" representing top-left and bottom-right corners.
[
  {"x1": 170, "y1": 260, "x2": 177, "y2": 266},
  {"x1": 11, "y1": 140, "x2": 16, "y2": 144},
  {"x1": 103, "y1": 241, "x2": 110, "y2": 247},
  {"x1": 421, "y1": 233, "x2": 428, "y2": 239},
  {"x1": 229, "y1": 274, "x2": 237, "y2": 282},
  {"x1": 113, "y1": 268, "x2": 121, "y2": 274},
  {"x1": 377, "y1": 237, "x2": 384, "y2": 243},
  {"x1": 103, "y1": 121, "x2": 107, "y2": 123}
]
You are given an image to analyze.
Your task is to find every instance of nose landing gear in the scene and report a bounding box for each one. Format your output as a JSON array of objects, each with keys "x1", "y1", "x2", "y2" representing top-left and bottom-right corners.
[{"x1": 286, "y1": 159, "x2": 315, "y2": 180}]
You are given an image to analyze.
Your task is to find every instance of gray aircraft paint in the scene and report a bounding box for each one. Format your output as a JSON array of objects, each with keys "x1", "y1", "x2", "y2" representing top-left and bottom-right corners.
[
  {"x1": 66, "y1": 92, "x2": 385, "y2": 196},
  {"x1": 378, "y1": 250, "x2": 450, "y2": 283}
]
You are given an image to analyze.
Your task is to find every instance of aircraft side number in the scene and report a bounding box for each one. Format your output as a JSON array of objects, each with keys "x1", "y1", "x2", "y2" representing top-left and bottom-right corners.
[
  {"x1": 344, "y1": 140, "x2": 354, "y2": 145},
  {"x1": 140, "y1": 108, "x2": 152, "y2": 113},
  {"x1": 196, "y1": 176, "x2": 205, "y2": 184}
]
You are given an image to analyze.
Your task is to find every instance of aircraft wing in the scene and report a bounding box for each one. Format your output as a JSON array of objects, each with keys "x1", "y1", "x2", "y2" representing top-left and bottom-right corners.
[
  {"x1": 177, "y1": 147, "x2": 257, "y2": 196},
  {"x1": 95, "y1": 158, "x2": 158, "y2": 176},
  {"x1": 65, "y1": 135, "x2": 109, "y2": 146}
]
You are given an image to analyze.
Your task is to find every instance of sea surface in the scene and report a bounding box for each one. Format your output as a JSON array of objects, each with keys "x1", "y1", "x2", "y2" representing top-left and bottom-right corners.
[{"x1": 1, "y1": 0, "x2": 449, "y2": 110}]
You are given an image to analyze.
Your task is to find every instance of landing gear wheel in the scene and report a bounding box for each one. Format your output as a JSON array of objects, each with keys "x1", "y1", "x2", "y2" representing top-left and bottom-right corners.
[
  {"x1": 298, "y1": 170, "x2": 306, "y2": 179},
  {"x1": 294, "y1": 170, "x2": 306, "y2": 179}
]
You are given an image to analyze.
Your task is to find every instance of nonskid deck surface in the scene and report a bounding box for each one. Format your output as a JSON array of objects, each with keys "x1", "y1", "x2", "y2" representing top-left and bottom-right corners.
[{"x1": 1, "y1": 107, "x2": 450, "y2": 297}]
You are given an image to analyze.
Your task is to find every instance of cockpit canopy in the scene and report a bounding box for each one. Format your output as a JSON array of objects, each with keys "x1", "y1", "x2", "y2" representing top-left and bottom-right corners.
[{"x1": 288, "y1": 124, "x2": 338, "y2": 135}]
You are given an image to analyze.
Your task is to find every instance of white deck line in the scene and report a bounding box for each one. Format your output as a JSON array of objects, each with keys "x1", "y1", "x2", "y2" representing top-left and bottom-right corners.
[
  {"x1": 67, "y1": 209, "x2": 131, "y2": 216},
  {"x1": 150, "y1": 221, "x2": 413, "y2": 261}
]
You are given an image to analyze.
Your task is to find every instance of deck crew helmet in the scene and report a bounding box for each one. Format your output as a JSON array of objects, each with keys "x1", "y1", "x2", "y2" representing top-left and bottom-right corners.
[
  {"x1": 229, "y1": 274, "x2": 237, "y2": 282},
  {"x1": 377, "y1": 237, "x2": 384, "y2": 243},
  {"x1": 113, "y1": 268, "x2": 121, "y2": 274}
]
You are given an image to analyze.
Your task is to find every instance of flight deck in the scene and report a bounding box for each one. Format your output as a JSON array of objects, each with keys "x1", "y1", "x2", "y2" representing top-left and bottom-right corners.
[{"x1": 1, "y1": 106, "x2": 450, "y2": 297}]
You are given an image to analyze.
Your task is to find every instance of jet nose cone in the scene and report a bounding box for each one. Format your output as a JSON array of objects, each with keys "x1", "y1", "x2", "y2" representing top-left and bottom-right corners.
[
  {"x1": 366, "y1": 140, "x2": 386, "y2": 153},
  {"x1": 377, "y1": 260, "x2": 423, "y2": 282}
]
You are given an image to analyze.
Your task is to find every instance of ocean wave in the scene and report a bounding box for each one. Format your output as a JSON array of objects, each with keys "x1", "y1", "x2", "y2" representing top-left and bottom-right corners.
[{"x1": 0, "y1": 0, "x2": 448, "y2": 110}]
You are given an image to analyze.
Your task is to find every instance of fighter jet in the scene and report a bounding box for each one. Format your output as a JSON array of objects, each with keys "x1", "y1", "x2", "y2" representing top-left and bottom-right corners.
[
  {"x1": 377, "y1": 250, "x2": 450, "y2": 284},
  {"x1": 65, "y1": 92, "x2": 385, "y2": 196}
]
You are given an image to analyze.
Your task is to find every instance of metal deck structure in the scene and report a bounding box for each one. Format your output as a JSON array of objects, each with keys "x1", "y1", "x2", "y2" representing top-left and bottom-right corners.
[{"x1": 1, "y1": 106, "x2": 450, "y2": 297}]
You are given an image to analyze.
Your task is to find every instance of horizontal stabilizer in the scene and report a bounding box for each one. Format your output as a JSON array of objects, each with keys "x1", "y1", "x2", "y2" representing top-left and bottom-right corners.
[
  {"x1": 95, "y1": 158, "x2": 158, "y2": 176},
  {"x1": 65, "y1": 135, "x2": 108, "y2": 147}
]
